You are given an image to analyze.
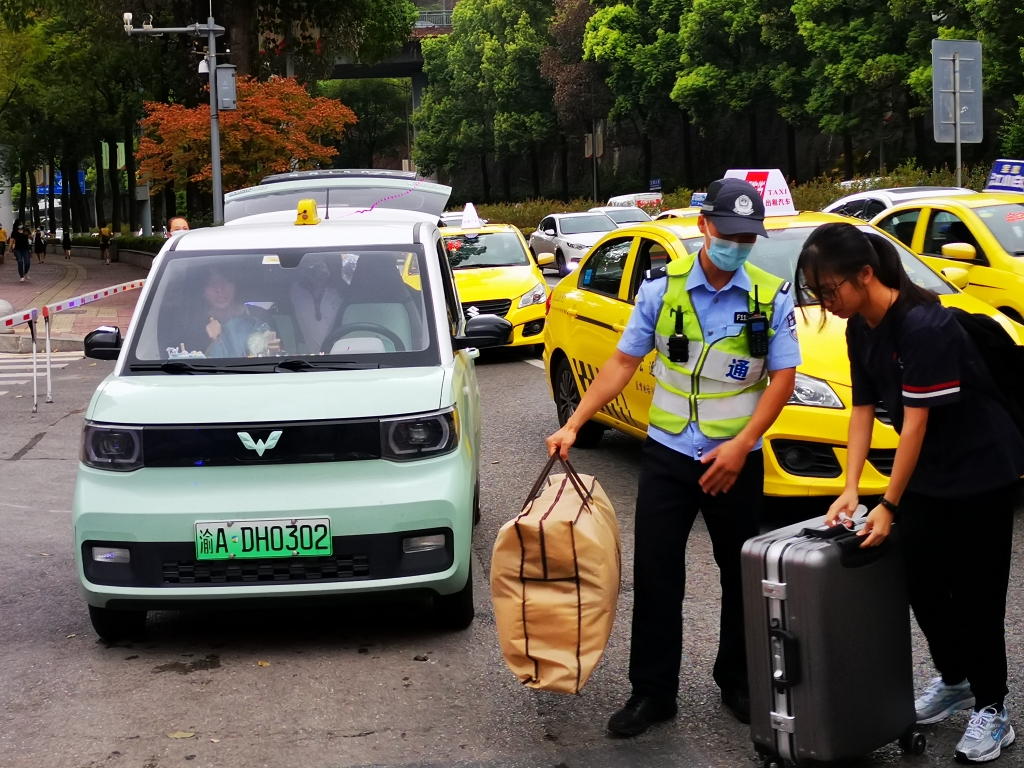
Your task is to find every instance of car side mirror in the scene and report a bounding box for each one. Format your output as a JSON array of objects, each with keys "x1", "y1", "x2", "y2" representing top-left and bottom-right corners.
[
  {"x1": 84, "y1": 326, "x2": 123, "y2": 360},
  {"x1": 941, "y1": 267, "x2": 970, "y2": 290},
  {"x1": 544, "y1": 228, "x2": 556, "y2": 236},
  {"x1": 941, "y1": 242, "x2": 977, "y2": 261},
  {"x1": 536, "y1": 253, "x2": 555, "y2": 266},
  {"x1": 453, "y1": 315, "x2": 513, "y2": 350}
]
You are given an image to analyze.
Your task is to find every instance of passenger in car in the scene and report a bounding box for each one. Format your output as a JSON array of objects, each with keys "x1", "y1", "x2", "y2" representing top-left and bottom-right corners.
[
  {"x1": 201, "y1": 267, "x2": 282, "y2": 358},
  {"x1": 290, "y1": 254, "x2": 344, "y2": 353}
]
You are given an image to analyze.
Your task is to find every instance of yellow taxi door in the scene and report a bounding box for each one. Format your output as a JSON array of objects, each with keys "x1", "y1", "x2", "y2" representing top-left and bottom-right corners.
[{"x1": 566, "y1": 236, "x2": 639, "y2": 431}]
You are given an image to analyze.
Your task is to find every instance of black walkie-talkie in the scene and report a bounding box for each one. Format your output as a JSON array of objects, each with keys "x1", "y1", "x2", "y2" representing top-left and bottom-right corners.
[
  {"x1": 747, "y1": 286, "x2": 769, "y2": 358},
  {"x1": 668, "y1": 306, "x2": 689, "y2": 363}
]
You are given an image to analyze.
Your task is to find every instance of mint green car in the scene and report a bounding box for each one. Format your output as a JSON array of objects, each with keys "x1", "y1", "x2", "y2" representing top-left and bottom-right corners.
[{"x1": 74, "y1": 173, "x2": 511, "y2": 640}]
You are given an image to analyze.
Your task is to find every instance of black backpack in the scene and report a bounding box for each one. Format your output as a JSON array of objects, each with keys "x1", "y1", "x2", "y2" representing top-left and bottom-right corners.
[{"x1": 946, "y1": 307, "x2": 1024, "y2": 438}]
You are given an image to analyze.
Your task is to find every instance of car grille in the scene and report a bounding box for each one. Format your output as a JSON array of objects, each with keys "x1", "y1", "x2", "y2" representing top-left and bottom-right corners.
[
  {"x1": 867, "y1": 449, "x2": 896, "y2": 477},
  {"x1": 162, "y1": 555, "x2": 370, "y2": 584},
  {"x1": 462, "y1": 299, "x2": 512, "y2": 320}
]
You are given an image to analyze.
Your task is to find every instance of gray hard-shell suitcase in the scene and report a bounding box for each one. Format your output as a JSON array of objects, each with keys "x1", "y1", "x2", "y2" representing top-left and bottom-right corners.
[{"x1": 741, "y1": 515, "x2": 926, "y2": 767}]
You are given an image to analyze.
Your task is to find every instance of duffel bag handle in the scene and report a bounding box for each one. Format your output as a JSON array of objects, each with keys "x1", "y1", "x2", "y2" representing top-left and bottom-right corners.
[{"x1": 523, "y1": 453, "x2": 593, "y2": 511}]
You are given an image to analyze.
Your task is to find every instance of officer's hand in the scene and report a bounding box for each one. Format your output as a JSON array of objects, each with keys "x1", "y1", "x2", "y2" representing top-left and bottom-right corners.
[
  {"x1": 826, "y1": 489, "x2": 860, "y2": 527},
  {"x1": 857, "y1": 504, "x2": 893, "y2": 548},
  {"x1": 698, "y1": 439, "x2": 748, "y2": 496},
  {"x1": 546, "y1": 426, "x2": 577, "y2": 460}
]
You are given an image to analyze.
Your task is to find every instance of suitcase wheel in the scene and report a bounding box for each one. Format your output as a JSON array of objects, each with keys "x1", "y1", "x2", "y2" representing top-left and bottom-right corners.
[
  {"x1": 761, "y1": 755, "x2": 786, "y2": 768},
  {"x1": 899, "y1": 728, "x2": 927, "y2": 755}
]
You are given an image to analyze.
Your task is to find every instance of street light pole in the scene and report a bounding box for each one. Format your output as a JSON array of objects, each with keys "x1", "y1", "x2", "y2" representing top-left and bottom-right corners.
[{"x1": 123, "y1": 12, "x2": 227, "y2": 224}]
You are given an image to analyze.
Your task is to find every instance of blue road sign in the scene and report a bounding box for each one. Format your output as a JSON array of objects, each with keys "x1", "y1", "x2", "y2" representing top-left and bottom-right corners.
[
  {"x1": 37, "y1": 170, "x2": 86, "y2": 197},
  {"x1": 985, "y1": 159, "x2": 1024, "y2": 193}
]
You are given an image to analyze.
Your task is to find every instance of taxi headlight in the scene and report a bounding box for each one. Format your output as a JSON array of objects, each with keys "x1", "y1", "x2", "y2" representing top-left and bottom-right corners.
[
  {"x1": 518, "y1": 282, "x2": 547, "y2": 309},
  {"x1": 381, "y1": 408, "x2": 459, "y2": 461},
  {"x1": 787, "y1": 373, "x2": 844, "y2": 409},
  {"x1": 81, "y1": 423, "x2": 144, "y2": 471}
]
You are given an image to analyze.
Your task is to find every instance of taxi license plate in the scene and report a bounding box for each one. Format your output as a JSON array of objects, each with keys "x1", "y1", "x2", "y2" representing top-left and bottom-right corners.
[{"x1": 194, "y1": 518, "x2": 332, "y2": 560}]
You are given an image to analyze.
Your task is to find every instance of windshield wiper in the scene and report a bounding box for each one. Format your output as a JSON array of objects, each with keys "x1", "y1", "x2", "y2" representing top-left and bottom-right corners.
[
  {"x1": 129, "y1": 361, "x2": 246, "y2": 374},
  {"x1": 271, "y1": 358, "x2": 379, "y2": 372}
]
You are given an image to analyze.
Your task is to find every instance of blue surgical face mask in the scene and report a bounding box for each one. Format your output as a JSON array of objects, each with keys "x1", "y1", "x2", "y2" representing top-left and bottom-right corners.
[{"x1": 706, "y1": 234, "x2": 755, "y2": 272}]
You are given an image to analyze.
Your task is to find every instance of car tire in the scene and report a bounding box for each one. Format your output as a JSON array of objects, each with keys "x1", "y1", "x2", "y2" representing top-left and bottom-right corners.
[
  {"x1": 555, "y1": 250, "x2": 569, "y2": 277},
  {"x1": 88, "y1": 605, "x2": 147, "y2": 641},
  {"x1": 553, "y1": 357, "x2": 604, "y2": 448},
  {"x1": 434, "y1": 565, "x2": 475, "y2": 630}
]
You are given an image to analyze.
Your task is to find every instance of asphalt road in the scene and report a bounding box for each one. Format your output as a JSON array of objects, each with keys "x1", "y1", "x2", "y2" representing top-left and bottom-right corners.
[{"x1": 1, "y1": 349, "x2": 1023, "y2": 768}]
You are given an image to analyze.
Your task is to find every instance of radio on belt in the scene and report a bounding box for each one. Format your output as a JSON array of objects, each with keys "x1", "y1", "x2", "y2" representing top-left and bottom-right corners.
[
  {"x1": 747, "y1": 286, "x2": 769, "y2": 358},
  {"x1": 668, "y1": 306, "x2": 689, "y2": 363}
]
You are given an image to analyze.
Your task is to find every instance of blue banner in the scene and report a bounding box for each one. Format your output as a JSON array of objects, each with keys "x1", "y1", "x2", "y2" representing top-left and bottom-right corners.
[
  {"x1": 985, "y1": 159, "x2": 1024, "y2": 193},
  {"x1": 689, "y1": 192, "x2": 707, "y2": 207},
  {"x1": 37, "y1": 170, "x2": 86, "y2": 197}
]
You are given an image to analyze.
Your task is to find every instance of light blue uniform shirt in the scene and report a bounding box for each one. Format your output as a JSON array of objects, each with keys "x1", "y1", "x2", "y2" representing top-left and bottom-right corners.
[{"x1": 617, "y1": 256, "x2": 802, "y2": 459}]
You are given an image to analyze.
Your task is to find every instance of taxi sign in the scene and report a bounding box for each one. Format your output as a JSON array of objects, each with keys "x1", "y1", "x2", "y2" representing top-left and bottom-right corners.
[
  {"x1": 723, "y1": 169, "x2": 796, "y2": 216},
  {"x1": 461, "y1": 202, "x2": 483, "y2": 229},
  {"x1": 689, "y1": 192, "x2": 707, "y2": 207},
  {"x1": 294, "y1": 198, "x2": 321, "y2": 225},
  {"x1": 984, "y1": 159, "x2": 1024, "y2": 193}
]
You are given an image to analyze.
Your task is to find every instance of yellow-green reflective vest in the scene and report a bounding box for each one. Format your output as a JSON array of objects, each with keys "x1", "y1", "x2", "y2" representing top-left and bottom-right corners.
[{"x1": 649, "y1": 253, "x2": 784, "y2": 439}]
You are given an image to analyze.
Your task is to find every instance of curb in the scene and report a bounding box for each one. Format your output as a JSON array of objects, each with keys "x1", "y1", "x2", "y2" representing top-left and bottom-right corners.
[{"x1": 0, "y1": 333, "x2": 84, "y2": 354}]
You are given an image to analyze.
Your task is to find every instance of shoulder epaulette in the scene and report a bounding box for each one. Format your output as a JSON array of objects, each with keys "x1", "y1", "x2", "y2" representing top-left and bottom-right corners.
[
  {"x1": 780, "y1": 281, "x2": 791, "y2": 294},
  {"x1": 644, "y1": 266, "x2": 668, "y2": 281}
]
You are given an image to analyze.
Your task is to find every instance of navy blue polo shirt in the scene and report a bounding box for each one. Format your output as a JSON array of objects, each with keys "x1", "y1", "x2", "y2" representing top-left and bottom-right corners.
[{"x1": 847, "y1": 296, "x2": 1024, "y2": 497}]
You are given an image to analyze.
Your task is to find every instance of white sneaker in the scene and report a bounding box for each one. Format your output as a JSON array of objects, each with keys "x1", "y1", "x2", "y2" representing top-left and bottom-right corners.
[
  {"x1": 956, "y1": 706, "x2": 1015, "y2": 762},
  {"x1": 916, "y1": 676, "x2": 975, "y2": 724}
]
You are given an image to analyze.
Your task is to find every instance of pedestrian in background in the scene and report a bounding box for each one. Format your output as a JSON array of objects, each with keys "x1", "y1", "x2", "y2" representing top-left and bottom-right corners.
[
  {"x1": 34, "y1": 227, "x2": 46, "y2": 264},
  {"x1": 168, "y1": 216, "x2": 189, "y2": 234},
  {"x1": 547, "y1": 179, "x2": 800, "y2": 736},
  {"x1": 99, "y1": 223, "x2": 112, "y2": 265},
  {"x1": 11, "y1": 220, "x2": 31, "y2": 282},
  {"x1": 62, "y1": 228, "x2": 72, "y2": 259},
  {"x1": 0, "y1": 222, "x2": 7, "y2": 265},
  {"x1": 797, "y1": 222, "x2": 1024, "y2": 764}
]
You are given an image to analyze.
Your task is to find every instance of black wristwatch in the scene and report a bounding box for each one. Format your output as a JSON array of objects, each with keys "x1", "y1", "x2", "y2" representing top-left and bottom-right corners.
[{"x1": 879, "y1": 497, "x2": 899, "y2": 514}]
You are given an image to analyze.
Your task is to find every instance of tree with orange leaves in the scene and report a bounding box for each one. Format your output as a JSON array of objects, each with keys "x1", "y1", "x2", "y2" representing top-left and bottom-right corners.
[{"x1": 137, "y1": 76, "x2": 356, "y2": 193}]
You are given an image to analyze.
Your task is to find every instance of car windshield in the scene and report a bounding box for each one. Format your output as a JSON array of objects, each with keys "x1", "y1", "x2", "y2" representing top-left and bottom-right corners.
[
  {"x1": 559, "y1": 214, "x2": 617, "y2": 235},
  {"x1": 443, "y1": 232, "x2": 530, "y2": 269},
  {"x1": 603, "y1": 208, "x2": 651, "y2": 224},
  {"x1": 127, "y1": 248, "x2": 438, "y2": 372},
  {"x1": 975, "y1": 204, "x2": 1024, "y2": 255},
  {"x1": 679, "y1": 225, "x2": 953, "y2": 296}
]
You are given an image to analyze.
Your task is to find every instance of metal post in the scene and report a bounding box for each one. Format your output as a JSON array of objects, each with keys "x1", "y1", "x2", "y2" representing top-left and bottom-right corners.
[
  {"x1": 207, "y1": 19, "x2": 224, "y2": 224},
  {"x1": 592, "y1": 118, "x2": 598, "y2": 203},
  {"x1": 954, "y1": 53, "x2": 962, "y2": 188},
  {"x1": 44, "y1": 313, "x2": 53, "y2": 403},
  {"x1": 30, "y1": 318, "x2": 38, "y2": 413}
]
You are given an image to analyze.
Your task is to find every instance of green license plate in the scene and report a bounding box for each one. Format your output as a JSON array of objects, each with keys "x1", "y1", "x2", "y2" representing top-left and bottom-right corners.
[{"x1": 194, "y1": 518, "x2": 332, "y2": 560}]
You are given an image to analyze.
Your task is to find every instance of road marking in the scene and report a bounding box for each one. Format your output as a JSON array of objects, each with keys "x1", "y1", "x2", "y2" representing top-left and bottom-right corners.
[
  {"x1": 0, "y1": 391, "x2": 7, "y2": 396},
  {"x1": 523, "y1": 358, "x2": 545, "y2": 369},
  {"x1": 0, "y1": 374, "x2": 34, "y2": 381}
]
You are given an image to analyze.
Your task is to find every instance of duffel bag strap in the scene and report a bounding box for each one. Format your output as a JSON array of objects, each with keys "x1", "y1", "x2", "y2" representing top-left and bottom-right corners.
[{"x1": 522, "y1": 453, "x2": 594, "y2": 512}]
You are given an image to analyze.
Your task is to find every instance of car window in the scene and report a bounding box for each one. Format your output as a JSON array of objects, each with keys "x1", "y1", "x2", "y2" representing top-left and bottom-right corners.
[
  {"x1": 972, "y1": 204, "x2": 1024, "y2": 256},
  {"x1": 629, "y1": 238, "x2": 672, "y2": 300},
  {"x1": 128, "y1": 247, "x2": 438, "y2": 369},
  {"x1": 435, "y1": 239, "x2": 462, "y2": 337},
  {"x1": 836, "y1": 199, "x2": 866, "y2": 218},
  {"x1": 578, "y1": 238, "x2": 633, "y2": 299},
  {"x1": 876, "y1": 209, "x2": 921, "y2": 247},
  {"x1": 923, "y1": 211, "x2": 986, "y2": 261},
  {"x1": 559, "y1": 214, "x2": 618, "y2": 235},
  {"x1": 863, "y1": 199, "x2": 887, "y2": 219},
  {"x1": 443, "y1": 232, "x2": 530, "y2": 268},
  {"x1": 540, "y1": 217, "x2": 553, "y2": 233}
]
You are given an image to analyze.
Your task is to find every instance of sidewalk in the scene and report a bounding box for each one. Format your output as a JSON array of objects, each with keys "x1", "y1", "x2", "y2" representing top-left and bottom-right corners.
[{"x1": 0, "y1": 254, "x2": 148, "y2": 352}]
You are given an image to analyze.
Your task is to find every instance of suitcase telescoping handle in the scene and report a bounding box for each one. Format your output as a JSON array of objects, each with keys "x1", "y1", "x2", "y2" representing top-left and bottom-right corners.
[
  {"x1": 800, "y1": 507, "x2": 892, "y2": 568},
  {"x1": 524, "y1": 453, "x2": 593, "y2": 510}
]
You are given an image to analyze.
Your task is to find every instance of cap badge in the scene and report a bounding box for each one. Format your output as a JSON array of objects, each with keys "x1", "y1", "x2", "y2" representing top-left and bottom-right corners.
[{"x1": 734, "y1": 195, "x2": 754, "y2": 216}]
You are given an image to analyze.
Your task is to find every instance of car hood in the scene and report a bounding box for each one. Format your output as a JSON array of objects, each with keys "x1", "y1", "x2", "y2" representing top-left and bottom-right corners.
[
  {"x1": 794, "y1": 294, "x2": 1019, "y2": 388},
  {"x1": 87, "y1": 367, "x2": 448, "y2": 425},
  {"x1": 454, "y1": 265, "x2": 541, "y2": 303},
  {"x1": 560, "y1": 230, "x2": 611, "y2": 248}
]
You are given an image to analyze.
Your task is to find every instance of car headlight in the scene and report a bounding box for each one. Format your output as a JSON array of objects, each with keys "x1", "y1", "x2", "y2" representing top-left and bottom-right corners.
[
  {"x1": 566, "y1": 242, "x2": 588, "y2": 250},
  {"x1": 81, "y1": 422, "x2": 144, "y2": 471},
  {"x1": 380, "y1": 408, "x2": 459, "y2": 461},
  {"x1": 518, "y1": 282, "x2": 547, "y2": 308},
  {"x1": 787, "y1": 373, "x2": 844, "y2": 409}
]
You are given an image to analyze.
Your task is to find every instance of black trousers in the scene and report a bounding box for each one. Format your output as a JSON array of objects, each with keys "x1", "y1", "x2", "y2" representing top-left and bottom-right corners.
[
  {"x1": 628, "y1": 438, "x2": 763, "y2": 701},
  {"x1": 899, "y1": 483, "x2": 1016, "y2": 710}
]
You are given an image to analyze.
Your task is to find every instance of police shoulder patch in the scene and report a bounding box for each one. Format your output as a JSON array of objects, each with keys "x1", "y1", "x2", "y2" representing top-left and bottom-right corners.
[{"x1": 644, "y1": 266, "x2": 668, "y2": 281}]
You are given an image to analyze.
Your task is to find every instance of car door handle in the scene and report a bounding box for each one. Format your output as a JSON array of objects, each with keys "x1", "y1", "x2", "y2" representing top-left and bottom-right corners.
[
  {"x1": 612, "y1": 323, "x2": 626, "y2": 333},
  {"x1": 565, "y1": 308, "x2": 578, "y2": 317}
]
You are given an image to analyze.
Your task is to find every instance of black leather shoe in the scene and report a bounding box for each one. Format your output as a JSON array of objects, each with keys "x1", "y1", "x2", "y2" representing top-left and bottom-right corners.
[
  {"x1": 721, "y1": 688, "x2": 751, "y2": 724},
  {"x1": 607, "y1": 694, "x2": 677, "y2": 737}
]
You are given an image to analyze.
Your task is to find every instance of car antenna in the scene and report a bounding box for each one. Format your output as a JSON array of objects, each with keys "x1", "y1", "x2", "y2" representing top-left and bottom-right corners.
[{"x1": 325, "y1": 187, "x2": 330, "y2": 219}]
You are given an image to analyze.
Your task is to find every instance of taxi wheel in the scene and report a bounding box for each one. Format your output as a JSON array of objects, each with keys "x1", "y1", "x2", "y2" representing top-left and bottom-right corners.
[
  {"x1": 434, "y1": 565, "x2": 475, "y2": 630},
  {"x1": 88, "y1": 605, "x2": 147, "y2": 641},
  {"x1": 555, "y1": 250, "x2": 569, "y2": 277},
  {"x1": 554, "y1": 358, "x2": 604, "y2": 448}
]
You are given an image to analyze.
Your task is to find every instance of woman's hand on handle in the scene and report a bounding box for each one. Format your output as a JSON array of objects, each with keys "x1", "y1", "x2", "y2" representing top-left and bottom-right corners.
[
  {"x1": 826, "y1": 489, "x2": 860, "y2": 527},
  {"x1": 858, "y1": 504, "x2": 893, "y2": 548},
  {"x1": 546, "y1": 426, "x2": 577, "y2": 460}
]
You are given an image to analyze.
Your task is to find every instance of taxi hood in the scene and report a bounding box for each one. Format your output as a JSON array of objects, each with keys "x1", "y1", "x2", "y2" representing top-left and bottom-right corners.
[
  {"x1": 454, "y1": 265, "x2": 540, "y2": 304},
  {"x1": 88, "y1": 367, "x2": 449, "y2": 425}
]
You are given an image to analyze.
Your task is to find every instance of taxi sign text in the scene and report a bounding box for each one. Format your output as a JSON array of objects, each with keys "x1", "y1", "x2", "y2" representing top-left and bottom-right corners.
[
  {"x1": 723, "y1": 169, "x2": 797, "y2": 216},
  {"x1": 985, "y1": 159, "x2": 1024, "y2": 193}
]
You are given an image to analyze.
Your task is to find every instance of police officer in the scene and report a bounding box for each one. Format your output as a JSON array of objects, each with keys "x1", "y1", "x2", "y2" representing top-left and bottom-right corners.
[{"x1": 547, "y1": 178, "x2": 801, "y2": 736}]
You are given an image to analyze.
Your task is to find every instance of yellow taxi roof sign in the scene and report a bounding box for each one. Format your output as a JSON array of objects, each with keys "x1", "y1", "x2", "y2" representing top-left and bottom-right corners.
[
  {"x1": 724, "y1": 169, "x2": 796, "y2": 217},
  {"x1": 295, "y1": 198, "x2": 321, "y2": 226}
]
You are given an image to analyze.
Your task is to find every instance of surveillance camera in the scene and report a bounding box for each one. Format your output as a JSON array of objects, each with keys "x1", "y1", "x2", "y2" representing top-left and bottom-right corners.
[{"x1": 123, "y1": 11, "x2": 132, "y2": 24}]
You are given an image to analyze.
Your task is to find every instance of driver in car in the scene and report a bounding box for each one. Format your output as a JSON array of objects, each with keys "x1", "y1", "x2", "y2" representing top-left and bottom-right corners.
[{"x1": 202, "y1": 267, "x2": 282, "y2": 358}]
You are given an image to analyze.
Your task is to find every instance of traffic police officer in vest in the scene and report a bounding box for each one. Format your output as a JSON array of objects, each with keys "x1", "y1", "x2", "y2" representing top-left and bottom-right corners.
[{"x1": 547, "y1": 178, "x2": 801, "y2": 736}]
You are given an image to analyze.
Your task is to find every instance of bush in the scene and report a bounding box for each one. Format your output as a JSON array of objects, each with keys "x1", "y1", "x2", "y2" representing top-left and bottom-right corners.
[{"x1": 68, "y1": 234, "x2": 166, "y2": 253}]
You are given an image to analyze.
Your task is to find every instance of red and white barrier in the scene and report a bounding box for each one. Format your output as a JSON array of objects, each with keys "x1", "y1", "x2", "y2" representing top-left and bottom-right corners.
[
  {"x1": 41, "y1": 279, "x2": 145, "y2": 403},
  {"x1": 0, "y1": 307, "x2": 39, "y2": 412}
]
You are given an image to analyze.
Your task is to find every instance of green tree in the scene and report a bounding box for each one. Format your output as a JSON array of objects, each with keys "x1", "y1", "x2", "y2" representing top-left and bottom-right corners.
[{"x1": 319, "y1": 79, "x2": 411, "y2": 168}]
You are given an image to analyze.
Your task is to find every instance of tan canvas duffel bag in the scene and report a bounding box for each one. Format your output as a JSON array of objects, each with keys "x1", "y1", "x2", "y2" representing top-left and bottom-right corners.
[{"x1": 490, "y1": 454, "x2": 621, "y2": 694}]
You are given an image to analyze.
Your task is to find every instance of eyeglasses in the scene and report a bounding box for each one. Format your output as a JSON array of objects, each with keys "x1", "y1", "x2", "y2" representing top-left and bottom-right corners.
[{"x1": 807, "y1": 278, "x2": 848, "y2": 304}]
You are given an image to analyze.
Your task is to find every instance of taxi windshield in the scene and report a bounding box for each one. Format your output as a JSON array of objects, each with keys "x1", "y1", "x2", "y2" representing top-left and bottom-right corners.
[
  {"x1": 127, "y1": 248, "x2": 438, "y2": 371},
  {"x1": 560, "y1": 214, "x2": 617, "y2": 235},
  {"x1": 443, "y1": 232, "x2": 531, "y2": 269},
  {"x1": 974, "y1": 204, "x2": 1024, "y2": 255},
  {"x1": 680, "y1": 226, "x2": 953, "y2": 296}
]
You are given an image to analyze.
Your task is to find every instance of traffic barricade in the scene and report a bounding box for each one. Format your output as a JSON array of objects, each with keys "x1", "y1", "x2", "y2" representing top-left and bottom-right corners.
[
  {"x1": 41, "y1": 279, "x2": 145, "y2": 403},
  {"x1": 0, "y1": 307, "x2": 40, "y2": 412}
]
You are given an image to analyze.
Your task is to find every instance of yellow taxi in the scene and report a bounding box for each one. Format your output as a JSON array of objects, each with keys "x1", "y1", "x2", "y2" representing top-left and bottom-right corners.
[
  {"x1": 872, "y1": 191, "x2": 1024, "y2": 322},
  {"x1": 441, "y1": 207, "x2": 553, "y2": 349},
  {"x1": 543, "y1": 209, "x2": 1019, "y2": 500}
]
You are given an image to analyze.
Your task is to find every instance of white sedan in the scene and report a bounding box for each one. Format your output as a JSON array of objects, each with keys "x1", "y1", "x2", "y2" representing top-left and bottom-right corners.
[{"x1": 528, "y1": 212, "x2": 618, "y2": 277}]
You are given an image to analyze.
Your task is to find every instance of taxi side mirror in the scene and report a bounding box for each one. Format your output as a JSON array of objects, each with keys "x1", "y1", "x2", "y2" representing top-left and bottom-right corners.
[
  {"x1": 536, "y1": 253, "x2": 555, "y2": 266},
  {"x1": 454, "y1": 315, "x2": 513, "y2": 350},
  {"x1": 84, "y1": 326, "x2": 123, "y2": 360},
  {"x1": 941, "y1": 267, "x2": 970, "y2": 290},
  {"x1": 941, "y1": 242, "x2": 977, "y2": 261}
]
